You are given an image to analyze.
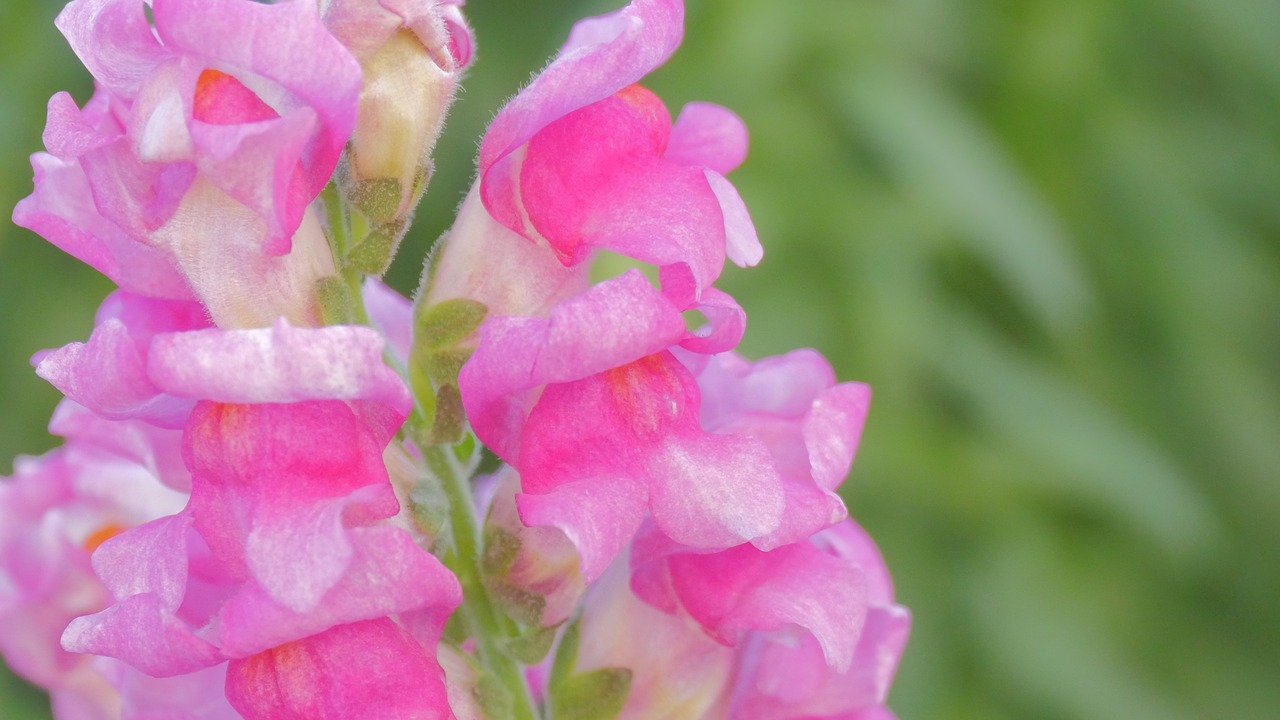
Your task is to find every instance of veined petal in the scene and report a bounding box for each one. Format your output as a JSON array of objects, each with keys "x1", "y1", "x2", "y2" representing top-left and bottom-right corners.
[
  {"x1": 460, "y1": 271, "x2": 687, "y2": 460},
  {"x1": 147, "y1": 320, "x2": 410, "y2": 426},
  {"x1": 226, "y1": 618, "x2": 455, "y2": 720}
]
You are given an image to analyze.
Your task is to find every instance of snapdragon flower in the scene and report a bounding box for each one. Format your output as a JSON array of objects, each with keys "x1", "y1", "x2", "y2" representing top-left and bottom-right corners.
[{"x1": 2, "y1": 0, "x2": 910, "y2": 717}]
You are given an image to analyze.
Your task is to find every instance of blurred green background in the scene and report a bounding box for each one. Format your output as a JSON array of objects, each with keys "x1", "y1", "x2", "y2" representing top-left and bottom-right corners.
[{"x1": 3, "y1": 0, "x2": 1279, "y2": 717}]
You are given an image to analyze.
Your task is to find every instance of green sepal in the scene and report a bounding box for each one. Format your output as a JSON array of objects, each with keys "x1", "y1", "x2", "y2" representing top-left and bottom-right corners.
[
  {"x1": 426, "y1": 347, "x2": 473, "y2": 388},
  {"x1": 482, "y1": 526, "x2": 521, "y2": 577},
  {"x1": 350, "y1": 177, "x2": 403, "y2": 224},
  {"x1": 441, "y1": 612, "x2": 468, "y2": 647},
  {"x1": 415, "y1": 298, "x2": 488, "y2": 351},
  {"x1": 486, "y1": 579, "x2": 546, "y2": 628},
  {"x1": 346, "y1": 227, "x2": 398, "y2": 275},
  {"x1": 407, "y1": 348, "x2": 438, "y2": 441},
  {"x1": 504, "y1": 624, "x2": 560, "y2": 666},
  {"x1": 547, "y1": 668, "x2": 633, "y2": 720},
  {"x1": 453, "y1": 432, "x2": 478, "y2": 465},
  {"x1": 408, "y1": 474, "x2": 450, "y2": 543},
  {"x1": 315, "y1": 275, "x2": 355, "y2": 325},
  {"x1": 473, "y1": 669, "x2": 514, "y2": 720},
  {"x1": 426, "y1": 383, "x2": 467, "y2": 445},
  {"x1": 549, "y1": 616, "x2": 582, "y2": 689}
]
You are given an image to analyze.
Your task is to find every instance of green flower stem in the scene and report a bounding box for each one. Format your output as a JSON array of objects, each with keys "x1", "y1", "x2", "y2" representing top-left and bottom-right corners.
[
  {"x1": 426, "y1": 445, "x2": 540, "y2": 720},
  {"x1": 325, "y1": 179, "x2": 533, "y2": 715}
]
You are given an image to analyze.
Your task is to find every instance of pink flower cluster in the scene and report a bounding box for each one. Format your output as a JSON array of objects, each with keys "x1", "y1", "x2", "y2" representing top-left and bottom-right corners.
[{"x1": 2, "y1": 0, "x2": 909, "y2": 718}]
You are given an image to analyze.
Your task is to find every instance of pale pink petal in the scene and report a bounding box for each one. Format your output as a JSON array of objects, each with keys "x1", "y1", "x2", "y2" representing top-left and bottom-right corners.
[
  {"x1": 726, "y1": 522, "x2": 911, "y2": 719},
  {"x1": 34, "y1": 292, "x2": 210, "y2": 428},
  {"x1": 56, "y1": 0, "x2": 167, "y2": 97},
  {"x1": 647, "y1": 432, "x2": 784, "y2": 550},
  {"x1": 806, "y1": 382, "x2": 872, "y2": 491},
  {"x1": 705, "y1": 168, "x2": 762, "y2": 267},
  {"x1": 515, "y1": 478, "x2": 649, "y2": 583},
  {"x1": 666, "y1": 101, "x2": 748, "y2": 175},
  {"x1": 62, "y1": 591, "x2": 222, "y2": 678},
  {"x1": 102, "y1": 659, "x2": 240, "y2": 720},
  {"x1": 667, "y1": 541, "x2": 868, "y2": 672},
  {"x1": 147, "y1": 320, "x2": 411, "y2": 424},
  {"x1": 361, "y1": 277, "x2": 413, "y2": 365},
  {"x1": 426, "y1": 186, "x2": 590, "y2": 319},
  {"x1": 12, "y1": 152, "x2": 193, "y2": 300}
]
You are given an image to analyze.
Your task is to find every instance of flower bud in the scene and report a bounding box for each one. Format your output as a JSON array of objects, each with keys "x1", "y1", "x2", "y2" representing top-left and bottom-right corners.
[{"x1": 327, "y1": 0, "x2": 474, "y2": 235}]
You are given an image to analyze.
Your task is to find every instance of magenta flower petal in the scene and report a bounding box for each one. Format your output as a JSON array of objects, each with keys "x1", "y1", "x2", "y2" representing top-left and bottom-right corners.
[
  {"x1": 153, "y1": 0, "x2": 361, "y2": 250},
  {"x1": 676, "y1": 286, "x2": 747, "y2": 355},
  {"x1": 517, "y1": 86, "x2": 726, "y2": 290},
  {"x1": 226, "y1": 618, "x2": 454, "y2": 720},
  {"x1": 727, "y1": 522, "x2": 911, "y2": 719},
  {"x1": 666, "y1": 540, "x2": 868, "y2": 672},
  {"x1": 460, "y1": 270, "x2": 687, "y2": 460},
  {"x1": 479, "y1": 0, "x2": 684, "y2": 233},
  {"x1": 514, "y1": 351, "x2": 785, "y2": 572},
  {"x1": 218, "y1": 526, "x2": 462, "y2": 658}
]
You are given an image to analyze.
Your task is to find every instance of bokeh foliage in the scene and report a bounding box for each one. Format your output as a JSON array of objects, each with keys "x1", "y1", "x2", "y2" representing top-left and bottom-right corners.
[{"x1": 2, "y1": 0, "x2": 1278, "y2": 718}]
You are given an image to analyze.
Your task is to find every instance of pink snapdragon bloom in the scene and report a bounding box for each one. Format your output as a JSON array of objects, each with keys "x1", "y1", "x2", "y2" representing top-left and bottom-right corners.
[
  {"x1": 447, "y1": 0, "x2": 774, "y2": 581},
  {"x1": 722, "y1": 522, "x2": 911, "y2": 720},
  {"x1": 460, "y1": 274, "x2": 784, "y2": 581},
  {"x1": 59, "y1": 322, "x2": 462, "y2": 718},
  {"x1": 14, "y1": 0, "x2": 364, "y2": 327},
  {"x1": 0, "y1": 402, "x2": 237, "y2": 719},
  {"x1": 428, "y1": 0, "x2": 757, "y2": 318},
  {"x1": 561, "y1": 521, "x2": 909, "y2": 720},
  {"x1": 691, "y1": 348, "x2": 872, "y2": 547},
  {"x1": 567, "y1": 560, "x2": 736, "y2": 720}
]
